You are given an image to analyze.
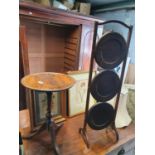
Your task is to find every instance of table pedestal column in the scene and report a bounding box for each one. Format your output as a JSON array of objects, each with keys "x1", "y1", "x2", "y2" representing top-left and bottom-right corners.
[{"x1": 46, "y1": 91, "x2": 61, "y2": 155}]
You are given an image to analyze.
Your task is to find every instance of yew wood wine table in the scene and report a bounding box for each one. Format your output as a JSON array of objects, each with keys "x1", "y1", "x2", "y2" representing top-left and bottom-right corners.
[{"x1": 21, "y1": 72, "x2": 75, "y2": 155}]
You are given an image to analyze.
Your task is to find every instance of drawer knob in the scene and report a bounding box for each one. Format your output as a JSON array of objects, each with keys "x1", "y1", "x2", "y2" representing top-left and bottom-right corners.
[{"x1": 117, "y1": 148, "x2": 125, "y2": 155}]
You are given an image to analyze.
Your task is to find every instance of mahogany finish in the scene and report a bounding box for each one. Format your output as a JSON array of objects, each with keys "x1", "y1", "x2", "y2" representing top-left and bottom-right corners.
[
  {"x1": 21, "y1": 72, "x2": 75, "y2": 155},
  {"x1": 21, "y1": 114, "x2": 134, "y2": 155},
  {"x1": 19, "y1": 26, "x2": 30, "y2": 75},
  {"x1": 21, "y1": 72, "x2": 75, "y2": 92},
  {"x1": 19, "y1": 26, "x2": 30, "y2": 110},
  {"x1": 19, "y1": 1, "x2": 103, "y2": 72},
  {"x1": 79, "y1": 21, "x2": 133, "y2": 148},
  {"x1": 19, "y1": 1, "x2": 102, "y2": 25}
]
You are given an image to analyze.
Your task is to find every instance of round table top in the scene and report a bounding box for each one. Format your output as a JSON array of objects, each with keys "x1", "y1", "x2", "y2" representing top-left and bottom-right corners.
[{"x1": 21, "y1": 72, "x2": 76, "y2": 92}]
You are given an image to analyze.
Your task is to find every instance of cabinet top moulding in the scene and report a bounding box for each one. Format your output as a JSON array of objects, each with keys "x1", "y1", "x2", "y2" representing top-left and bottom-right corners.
[{"x1": 19, "y1": 1, "x2": 103, "y2": 26}]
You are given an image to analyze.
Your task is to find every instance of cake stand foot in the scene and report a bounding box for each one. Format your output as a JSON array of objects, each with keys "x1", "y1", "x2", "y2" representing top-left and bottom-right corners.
[{"x1": 79, "y1": 128, "x2": 90, "y2": 148}]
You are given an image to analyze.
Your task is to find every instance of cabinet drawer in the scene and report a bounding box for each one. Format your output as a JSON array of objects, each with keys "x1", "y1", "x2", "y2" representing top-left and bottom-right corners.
[{"x1": 106, "y1": 138, "x2": 135, "y2": 155}]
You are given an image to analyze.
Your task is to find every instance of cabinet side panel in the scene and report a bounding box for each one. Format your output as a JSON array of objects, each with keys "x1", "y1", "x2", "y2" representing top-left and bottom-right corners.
[
  {"x1": 19, "y1": 26, "x2": 30, "y2": 110},
  {"x1": 79, "y1": 25, "x2": 94, "y2": 71}
]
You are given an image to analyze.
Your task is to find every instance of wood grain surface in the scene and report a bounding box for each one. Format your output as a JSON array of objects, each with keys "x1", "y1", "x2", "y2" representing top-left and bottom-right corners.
[
  {"x1": 21, "y1": 72, "x2": 76, "y2": 91},
  {"x1": 20, "y1": 113, "x2": 134, "y2": 155}
]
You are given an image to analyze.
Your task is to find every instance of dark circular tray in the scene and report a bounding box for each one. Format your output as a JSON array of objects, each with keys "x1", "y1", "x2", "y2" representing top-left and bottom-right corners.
[
  {"x1": 94, "y1": 32, "x2": 127, "y2": 69},
  {"x1": 90, "y1": 70, "x2": 121, "y2": 102},
  {"x1": 87, "y1": 102, "x2": 115, "y2": 130}
]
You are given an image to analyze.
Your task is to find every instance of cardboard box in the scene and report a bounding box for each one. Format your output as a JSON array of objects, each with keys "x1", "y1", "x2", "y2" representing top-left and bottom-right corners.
[
  {"x1": 75, "y1": 2, "x2": 91, "y2": 15},
  {"x1": 61, "y1": 0, "x2": 75, "y2": 9},
  {"x1": 34, "y1": 0, "x2": 51, "y2": 7}
]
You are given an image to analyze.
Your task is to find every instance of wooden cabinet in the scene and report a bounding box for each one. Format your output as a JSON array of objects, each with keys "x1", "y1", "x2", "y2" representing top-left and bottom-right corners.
[
  {"x1": 19, "y1": 1, "x2": 103, "y2": 72},
  {"x1": 19, "y1": 26, "x2": 30, "y2": 110},
  {"x1": 20, "y1": 19, "x2": 82, "y2": 73},
  {"x1": 19, "y1": 1, "x2": 103, "y2": 130}
]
